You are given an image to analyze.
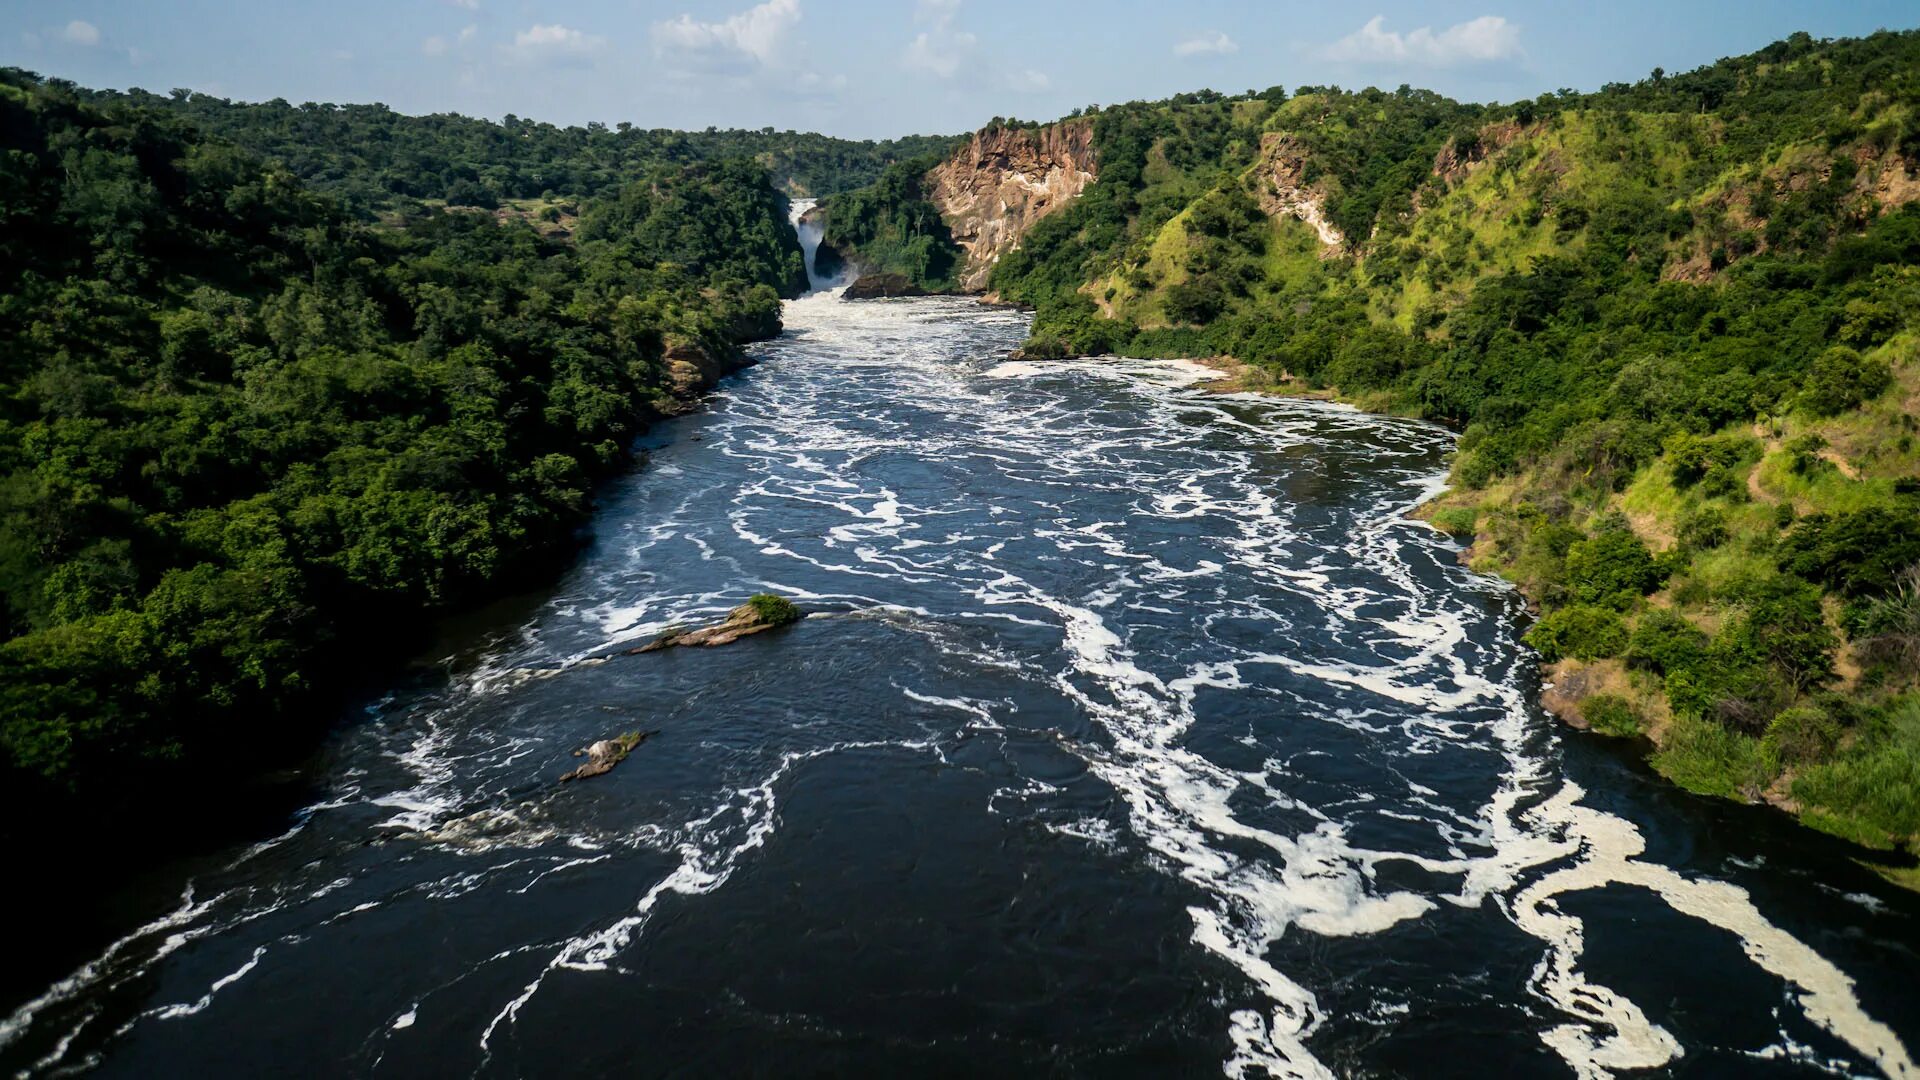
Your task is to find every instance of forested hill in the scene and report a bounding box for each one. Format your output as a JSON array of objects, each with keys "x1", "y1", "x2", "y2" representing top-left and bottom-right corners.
[
  {"x1": 0, "y1": 70, "x2": 805, "y2": 846},
  {"x1": 834, "y1": 29, "x2": 1920, "y2": 870},
  {"x1": 67, "y1": 83, "x2": 958, "y2": 216}
]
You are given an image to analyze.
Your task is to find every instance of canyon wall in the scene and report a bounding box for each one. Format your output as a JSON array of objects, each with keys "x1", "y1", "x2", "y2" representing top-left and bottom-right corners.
[{"x1": 925, "y1": 120, "x2": 1098, "y2": 292}]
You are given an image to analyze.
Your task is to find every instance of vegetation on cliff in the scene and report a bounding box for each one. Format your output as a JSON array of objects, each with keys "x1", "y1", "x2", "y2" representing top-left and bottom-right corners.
[
  {"x1": 815, "y1": 155, "x2": 964, "y2": 291},
  {"x1": 940, "y1": 32, "x2": 1920, "y2": 867},
  {"x1": 0, "y1": 70, "x2": 802, "y2": 838}
]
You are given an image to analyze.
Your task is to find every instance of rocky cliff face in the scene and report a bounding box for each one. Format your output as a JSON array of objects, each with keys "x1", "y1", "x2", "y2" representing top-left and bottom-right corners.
[
  {"x1": 925, "y1": 120, "x2": 1098, "y2": 292},
  {"x1": 1252, "y1": 133, "x2": 1344, "y2": 252}
]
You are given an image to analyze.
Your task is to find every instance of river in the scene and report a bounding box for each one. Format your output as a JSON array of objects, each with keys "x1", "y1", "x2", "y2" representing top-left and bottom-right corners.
[{"x1": 3, "y1": 291, "x2": 1917, "y2": 1078}]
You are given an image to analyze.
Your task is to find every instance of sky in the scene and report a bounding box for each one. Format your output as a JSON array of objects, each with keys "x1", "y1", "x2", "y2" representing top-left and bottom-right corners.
[{"x1": 3, "y1": 1, "x2": 1916, "y2": 140}]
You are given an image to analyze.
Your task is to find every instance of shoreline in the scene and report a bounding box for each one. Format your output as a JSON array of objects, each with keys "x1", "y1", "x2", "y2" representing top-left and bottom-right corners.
[{"x1": 1068, "y1": 341, "x2": 1920, "y2": 890}]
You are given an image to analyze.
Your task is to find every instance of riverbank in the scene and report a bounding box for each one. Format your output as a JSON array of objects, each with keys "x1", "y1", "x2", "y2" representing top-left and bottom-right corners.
[{"x1": 1130, "y1": 340, "x2": 1920, "y2": 890}]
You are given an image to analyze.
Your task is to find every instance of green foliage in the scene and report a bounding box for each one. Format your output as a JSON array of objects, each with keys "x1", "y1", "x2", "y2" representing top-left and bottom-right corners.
[
  {"x1": 817, "y1": 157, "x2": 962, "y2": 290},
  {"x1": 1793, "y1": 696, "x2": 1920, "y2": 843},
  {"x1": 1762, "y1": 705, "x2": 1842, "y2": 769},
  {"x1": 1428, "y1": 507, "x2": 1477, "y2": 537},
  {"x1": 746, "y1": 593, "x2": 801, "y2": 626},
  {"x1": 1582, "y1": 694, "x2": 1643, "y2": 737},
  {"x1": 1651, "y1": 712, "x2": 1770, "y2": 800},
  {"x1": 0, "y1": 71, "x2": 798, "y2": 824},
  {"x1": 1677, "y1": 505, "x2": 1729, "y2": 551},
  {"x1": 576, "y1": 159, "x2": 807, "y2": 295},
  {"x1": 69, "y1": 83, "x2": 957, "y2": 213},
  {"x1": 1777, "y1": 508, "x2": 1920, "y2": 599},
  {"x1": 1626, "y1": 608, "x2": 1709, "y2": 675},
  {"x1": 1563, "y1": 518, "x2": 1665, "y2": 609},
  {"x1": 1525, "y1": 604, "x2": 1628, "y2": 662},
  {"x1": 1799, "y1": 346, "x2": 1894, "y2": 416}
]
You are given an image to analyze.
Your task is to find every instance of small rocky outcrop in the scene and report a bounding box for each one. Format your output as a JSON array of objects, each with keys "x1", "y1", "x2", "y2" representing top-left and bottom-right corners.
[
  {"x1": 841, "y1": 273, "x2": 929, "y2": 300},
  {"x1": 625, "y1": 594, "x2": 802, "y2": 652},
  {"x1": 1253, "y1": 133, "x2": 1344, "y2": 253},
  {"x1": 1428, "y1": 121, "x2": 1526, "y2": 188},
  {"x1": 560, "y1": 730, "x2": 654, "y2": 783},
  {"x1": 654, "y1": 339, "x2": 751, "y2": 417},
  {"x1": 925, "y1": 120, "x2": 1098, "y2": 292}
]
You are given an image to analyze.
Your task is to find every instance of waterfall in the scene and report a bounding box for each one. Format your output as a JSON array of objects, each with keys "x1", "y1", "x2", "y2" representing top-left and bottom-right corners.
[{"x1": 788, "y1": 197, "x2": 839, "y2": 293}]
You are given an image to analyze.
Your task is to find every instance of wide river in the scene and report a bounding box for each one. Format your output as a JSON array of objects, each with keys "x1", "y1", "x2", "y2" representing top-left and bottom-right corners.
[{"x1": 4, "y1": 293, "x2": 1918, "y2": 1078}]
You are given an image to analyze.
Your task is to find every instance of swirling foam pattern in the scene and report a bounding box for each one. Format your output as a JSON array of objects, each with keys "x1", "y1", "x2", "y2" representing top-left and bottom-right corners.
[{"x1": 4, "y1": 291, "x2": 1916, "y2": 1078}]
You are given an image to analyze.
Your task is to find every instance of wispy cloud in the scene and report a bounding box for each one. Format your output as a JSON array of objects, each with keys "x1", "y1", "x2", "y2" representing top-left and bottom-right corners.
[
  {"x1": 653, "y1": 0, "x2": 801, "y2": 69},
  {"x1": 1005, "y1": 69, "x2": 1050, "y2": 92},
  {"x1": 423, "y1": 25, "x2": 476, "y2": 57},
  {"x1": 902, "y1": 0, "x2": 975, "y2": 79},
  {"x1": 61, "y1": 20, "x2": 101, "y2": 47},
  {"x1": 1174, "y1": 31, "x2": 1237, "y2": 58},
  {"x1": 506, "y1": 24, "x2": 606, "y2": 65},
  {"x1": 1323, "y1": 14, "x2": 1521, "y2": 66}
]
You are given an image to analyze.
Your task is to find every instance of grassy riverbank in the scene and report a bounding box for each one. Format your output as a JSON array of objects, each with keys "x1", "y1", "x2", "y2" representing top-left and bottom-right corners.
[{"x1": 946, "y1": 30, "x2": 1920, "y2": 877}]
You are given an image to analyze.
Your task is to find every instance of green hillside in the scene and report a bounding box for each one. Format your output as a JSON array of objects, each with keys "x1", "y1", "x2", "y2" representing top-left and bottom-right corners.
[
  {"x1": 963, "y1": 31, "x2": 1920, "y2": 873},
  {"x1": 0, "y1": 70, "x2": 803, "y2": 839}
]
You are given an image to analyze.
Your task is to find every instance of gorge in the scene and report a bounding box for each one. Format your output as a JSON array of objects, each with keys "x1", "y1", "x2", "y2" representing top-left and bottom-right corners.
[
  {"x1": 3, "y1": 287, "x2": 1916, "y2": 1078},
  {"x1": 3, "y1": 21, "x2": 1920, "y2": 1080}
]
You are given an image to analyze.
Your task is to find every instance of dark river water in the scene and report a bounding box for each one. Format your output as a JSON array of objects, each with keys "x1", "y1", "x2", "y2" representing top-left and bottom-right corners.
[{"x1": 5, "y1": 292, "x2": 1919, "y2": 1078}]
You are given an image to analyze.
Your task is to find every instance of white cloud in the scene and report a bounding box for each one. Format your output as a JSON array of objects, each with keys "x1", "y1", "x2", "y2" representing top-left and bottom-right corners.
[
  {"x1": 916, "y1": 0, "x2": 962, "y2": 24},
  {"x1": 652, "y1": 0, "x2": 800, "y2": 68},
  {"x1": 1324, "y1": 15, "x2": 1521, "y2": 66},
  {"x1": 61, "y1": 20, "x2": 101, "y2": 46},
  {"x1": 446, "y1": 0, "x2": 480, "y2": 8},
  {"x1": 423, "y1": 25, "x2": 476, "y2": 57},
  {"x1": 510, "y1": 23, "x2": 607, "y2": 62},
  {"x1": 902, "y1": 0, "x2": 975, "y2": 78},
  {"x1": 1174, "y1": 31, "x2": 1237, "y2": 58},
  {"x1": 1005, "y1": 69, "x2": 1050, "y2": 93},
  {"x1": 904, "y1": 28, "x2": 975, "y2": 78}
]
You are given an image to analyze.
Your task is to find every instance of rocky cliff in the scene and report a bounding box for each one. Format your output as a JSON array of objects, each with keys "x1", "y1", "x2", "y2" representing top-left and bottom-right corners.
[
  {"x1": 925, "y1": 120, "x2": 1098, "y2": 292},
  {"x1": 1252, "y1": 132, "x2": 1344, "y2": 252}
]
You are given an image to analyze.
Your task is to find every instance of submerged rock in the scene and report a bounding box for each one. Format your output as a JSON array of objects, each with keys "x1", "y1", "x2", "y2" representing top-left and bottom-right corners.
[
  {"x1": 559, "y1": 730, "x2": 654, "y2": 783},
  {"x1": 625, "y1": 593, "x2": 802, "y2": 653},
  {"x1": 841, "y1": 273, "x2": 929, "y2": 300}
]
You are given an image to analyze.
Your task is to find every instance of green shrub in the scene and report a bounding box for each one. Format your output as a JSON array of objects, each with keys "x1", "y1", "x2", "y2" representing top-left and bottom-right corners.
[
  {"x1": 747, "y1": 593, "x2": 801, "y2": 625},
  {"x1": 1564, "y1": 519, "x2": 1665, "y2": 609},
  {"x1": 1678, "y1": 506, "x2": 1728, "y2": 551},
  {"x1": 1626, "y1": 608, "x2": 1710, "y2": 674},
  {"x1": 1430, "y1": 507, "x2": 1478, "y2": 537},
  {"x1": 1792, "y1": 696, "x2": 1920, "y2": 843},
  {"x1": 1651, "y1": 712, "x2": 1770, "y2": 799},
  {"x1": 1526, "y1": 604, "x2": 1629, "y2": 661},
  {"x1": 1799, "y1": 346, "x2": 1894, "y2": 416},
  {"x1": 1777, "y1": 508, "x2": 1920, "y2": 599},
  {"x1": 1583, "y1": 694, "x2": 1643, "y2": 737},
  {"x1": 1762, "y1": 705, "x2": 1842, "y2": 769}
]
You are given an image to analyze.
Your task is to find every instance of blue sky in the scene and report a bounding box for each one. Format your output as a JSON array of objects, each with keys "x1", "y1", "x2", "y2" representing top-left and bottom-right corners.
[{"x1": 3, "y1": 2, "x2": 1915, "y2": 139}]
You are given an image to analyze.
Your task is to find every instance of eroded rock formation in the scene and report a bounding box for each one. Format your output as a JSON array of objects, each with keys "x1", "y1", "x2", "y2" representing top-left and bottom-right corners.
[
  {"x1": 1253, "y1": 133, "x2": 1344, "y2": 252},
  {"x1": 925, "y1": 120, "x2": 1098, "y2": 292}
]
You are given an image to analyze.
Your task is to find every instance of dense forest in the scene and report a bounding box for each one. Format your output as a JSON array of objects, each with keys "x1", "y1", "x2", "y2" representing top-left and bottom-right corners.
[
  {"x1": 830, "y1": 30, "x2": 1920, "y2": 873},
  {"x1": 0, "y1": 69, "x2": 810, "y2": 847},
  {"x1": 815, "y1": 154, "x2": 961, "y2": 289},
  {"x1": 69, "y1": 83, "x2": 958, "y2": 216}
]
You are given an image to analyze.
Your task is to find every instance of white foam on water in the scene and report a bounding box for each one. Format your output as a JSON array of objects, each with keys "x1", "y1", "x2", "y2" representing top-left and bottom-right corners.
[{"x1": 13, "y1": 294, "x2": 1915, "y2": 1078}]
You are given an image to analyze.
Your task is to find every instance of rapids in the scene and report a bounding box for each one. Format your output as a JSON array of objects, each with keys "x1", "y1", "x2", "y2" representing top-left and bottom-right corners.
[{"x1": 3, "y1": 291, "x2": 1916, "y2": 1078}]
